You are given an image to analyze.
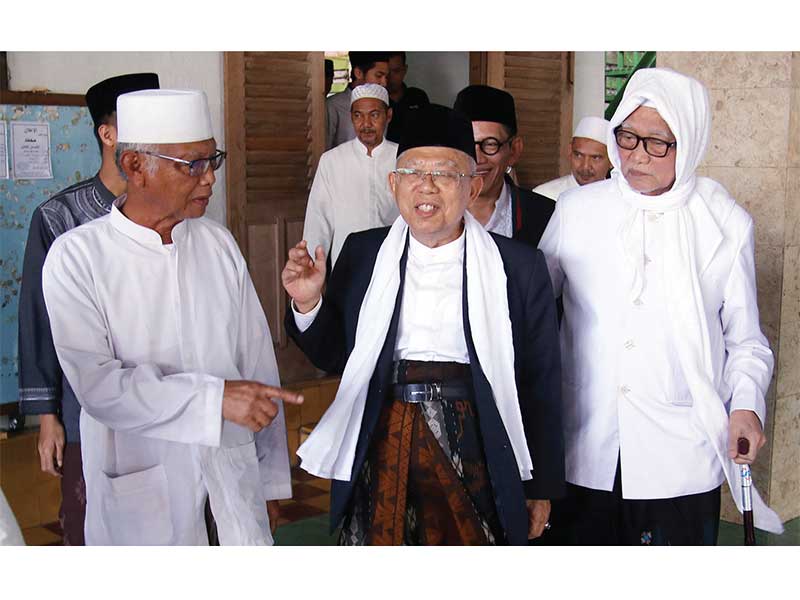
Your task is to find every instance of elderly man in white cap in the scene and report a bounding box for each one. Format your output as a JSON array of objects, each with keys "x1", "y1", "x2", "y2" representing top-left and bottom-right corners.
[
  {"x1": 538, "y1": 68, "x2": 783, "y2": 544},
  {"x1": 533, "y1": 116, "x2": 612, "y2": 201},
  {"x1": 41, "y1": 89, "x2": 303, "y2": 545},
  {"x1": 304, "y1": 82, "x2": 399, "y2": 269}
]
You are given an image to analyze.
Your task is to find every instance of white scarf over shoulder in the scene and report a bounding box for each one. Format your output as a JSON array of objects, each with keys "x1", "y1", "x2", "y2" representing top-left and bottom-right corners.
[
  {"x1": 609, "y1": 68, "x2": 782, "y2": 534},
  {"x1": 297, "y1": 211, "x2": 534, "y2": 482}
]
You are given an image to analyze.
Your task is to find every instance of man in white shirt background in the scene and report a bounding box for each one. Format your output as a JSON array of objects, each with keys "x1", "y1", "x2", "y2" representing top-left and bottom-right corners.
[
  {"x1": 538, "y1": 68, "x2": 783, "y2": 545},
  {"x1": 304, "y1": 83, "x2": 400, "y2": 269},
  {"x1": 326, "y1": 52, "x2": 390, "y2": 150},
  {"x1": 42, "y1": 89, "x2": 303, "y2": 545},
  {"x1": 533, "y1": 116, "x2": 612, "y2": 201}
]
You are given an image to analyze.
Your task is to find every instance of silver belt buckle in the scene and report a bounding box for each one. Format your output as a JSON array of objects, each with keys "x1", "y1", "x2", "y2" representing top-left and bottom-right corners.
[{"x1": 404, "y1": 382, "x2": 442, "y2": 403}]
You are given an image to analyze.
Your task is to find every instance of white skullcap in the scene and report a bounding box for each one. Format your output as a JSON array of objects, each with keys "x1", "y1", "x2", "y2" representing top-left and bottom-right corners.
[
  {"x1": 116, "y1": 89, "x2": 213, "y2": 144},
  {"x1": 350, "y1": 83, "x2": 389, "y2": 107},
  {"x1": 573, "y1": 116, "x2": 610, "y2": 146}
]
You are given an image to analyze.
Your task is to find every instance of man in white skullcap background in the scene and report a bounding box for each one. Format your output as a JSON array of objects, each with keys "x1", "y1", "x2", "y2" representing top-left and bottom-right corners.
[
  {"x1": 41, "y1": 89, "x2": 303, "y2": 545},
  {"x1": 538, "y1": 68, "x2": 783, "y2": 544},
  {"x1": 533, "y1": 116, "x2": 612, "y2": 201},
  {"x1": 304, "y1": 82, "x2": 400, "y2": 269},
  {"x1": 326, "y1": 52, "x2": 390, "y2": 150}
]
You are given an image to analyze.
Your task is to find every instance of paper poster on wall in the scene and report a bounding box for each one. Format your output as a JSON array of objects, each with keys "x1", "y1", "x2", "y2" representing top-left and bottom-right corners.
[
  {"x1": 0, "y1": 121, "x2": 8, "y2": 179},
  {"x1": 10, "y1": 121, "x2": 53, "y2": 179}
]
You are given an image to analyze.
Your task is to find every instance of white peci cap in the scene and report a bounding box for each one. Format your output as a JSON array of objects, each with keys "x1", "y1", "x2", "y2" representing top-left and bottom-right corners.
[
  {"x1": 350, "y1": 83, "x2": 389, "y2": 107},
  {"x1": 116, "y1": 89, "x2": 214, "y2": 144},
  {"x1": 573, "y1": 116, "x2": 610, "y2": 146}
]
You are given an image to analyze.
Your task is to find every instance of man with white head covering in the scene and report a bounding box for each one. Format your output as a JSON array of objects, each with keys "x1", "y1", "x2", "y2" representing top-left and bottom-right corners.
[
  {"x1": 304, "y1": 83, "x2": 400, "y2": 269},
  {"x1": 283, "y1": 104, "x2": 564, "y2": 545},
  {"x1": 538, "y1": 68, "x2": 783, "y2": 544},
  {"x1": 533, "y1": 116, "x2": 612, "y2": 201},
  {"x1": 326, "y1": 52, "x2": 390, "y2": 150},
  {"x1": 41, "y1": 89, "x2": 303, "y2": 545}
]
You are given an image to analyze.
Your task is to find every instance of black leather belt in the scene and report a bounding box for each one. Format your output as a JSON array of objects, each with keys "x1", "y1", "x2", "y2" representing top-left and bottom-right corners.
[{"x1": 392, "y1": 382, "x2": 472, "y2": 403}]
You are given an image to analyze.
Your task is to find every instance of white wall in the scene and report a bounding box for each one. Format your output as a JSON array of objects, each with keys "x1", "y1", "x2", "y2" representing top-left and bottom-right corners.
[
  {"x1": 573, "y1": 51, "x2": 607, "y2": 127},
  {"x1": 7, "y1": 52, "x2": 228, "y2": 225},
  {"x1": 405, "y1": 51, "x2": 470, "y2": 106}
]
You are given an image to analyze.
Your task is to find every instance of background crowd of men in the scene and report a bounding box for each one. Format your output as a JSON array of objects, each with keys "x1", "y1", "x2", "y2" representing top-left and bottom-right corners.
[{"x1": 4, "y1": 52, "x2": 784, "y2": 546}]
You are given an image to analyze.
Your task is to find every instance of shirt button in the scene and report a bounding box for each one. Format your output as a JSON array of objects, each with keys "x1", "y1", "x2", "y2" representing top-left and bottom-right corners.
[
  {"x1": 624, "y1": 339, "x2": 635, "y2": 350},
  {"x1": 620, "y1": 385, "x2": 631, "y2": 395}
]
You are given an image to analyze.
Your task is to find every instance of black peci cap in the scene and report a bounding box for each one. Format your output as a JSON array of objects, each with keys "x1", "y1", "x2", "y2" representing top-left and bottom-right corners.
[
  {"x1": 453, "y1": 84, "x2": 517, "y2": 136},
  {"x1": 85, "y1": 72, "x2": 160, "y2": 126},
  {"x1": 397, "y1": 103, "x2": 476, "y2": 162}
]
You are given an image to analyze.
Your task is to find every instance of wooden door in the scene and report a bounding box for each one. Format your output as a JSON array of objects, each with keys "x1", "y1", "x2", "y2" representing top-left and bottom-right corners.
[
  {"x1": 224, "y1": 51, "x2": 326, "y2": 383},
  {"x1": 470, "y1": 51, "x2": 574, "y2": 188}
]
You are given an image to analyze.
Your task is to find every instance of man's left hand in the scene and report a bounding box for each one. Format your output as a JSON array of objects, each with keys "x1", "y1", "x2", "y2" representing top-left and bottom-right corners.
[
  {"x1": 267, "y1": 500, "x2": 281, "y2": 534},
  {"x1": 526, "y1": 499, "x2": 550, "y2": 539},
  {"x1": 728, "y1": 409, "x2": 766, "y2": 465}
]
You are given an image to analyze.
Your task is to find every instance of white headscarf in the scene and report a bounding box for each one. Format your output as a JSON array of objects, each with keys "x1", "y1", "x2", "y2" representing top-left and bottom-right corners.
[
  {"x1": 297, "y1": 211, "x2": 534, "y2": 482},
  {"x1": 609, "y1": 68, "x2": 782, "y2": 534}
]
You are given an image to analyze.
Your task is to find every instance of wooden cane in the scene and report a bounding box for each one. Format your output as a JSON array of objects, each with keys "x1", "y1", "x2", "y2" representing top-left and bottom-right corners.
[{"x1": 737, "y1": 437, "x2": 756, "y2": 546}]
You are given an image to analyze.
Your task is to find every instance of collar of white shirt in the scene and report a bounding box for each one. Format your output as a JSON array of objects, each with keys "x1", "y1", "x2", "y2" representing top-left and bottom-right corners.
[
  {"x1": 351, "y1": 136, "x2": 391, "y2": 159},
  {"x1": 484, "y1": 181, "x2": 512, "y2": 235},
  {"x1": 111, "y1": 195, "x2": 186, "y2": 247},
  {"x1": 408, "y1": 227, "x2": 466, "y2": 265}
]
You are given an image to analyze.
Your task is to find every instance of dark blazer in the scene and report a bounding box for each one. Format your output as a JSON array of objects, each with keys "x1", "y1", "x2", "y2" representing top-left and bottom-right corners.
[
  {"x1": 508, "y1": 175, "x2": 556, "y2": 247},
  {"x1": 285, "y1": 227, "x2": 564, "y2": 546}
]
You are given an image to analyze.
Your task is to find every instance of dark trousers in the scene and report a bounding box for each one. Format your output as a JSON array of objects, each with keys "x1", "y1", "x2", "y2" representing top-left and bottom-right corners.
[
  {"x1": 60, "y1": 442, "x2": 86, "y2": 546},
  {"x1": 546, "y1": 459, "x2": 721, "y2": 545}
]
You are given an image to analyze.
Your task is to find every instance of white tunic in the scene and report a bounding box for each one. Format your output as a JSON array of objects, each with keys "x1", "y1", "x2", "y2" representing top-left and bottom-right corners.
[
  {"x1": 42, "y1": 199, "x2": 291, "y2": 545},
  {"x1": 326, "y1": 88, "x2": 354, "y2": 150},
  {"x1": 532, "y1": 173, "x2": 578, "y2": 201},
  {"x1": 303, "y1": 137, "x2": 400, "y2": 268},
  {"x1": 538, "y1": 180, "x2": 773, "y2": 499}
]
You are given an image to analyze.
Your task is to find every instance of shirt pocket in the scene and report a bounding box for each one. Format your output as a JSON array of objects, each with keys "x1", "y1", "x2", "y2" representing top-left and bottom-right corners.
[{"x1": 99, "y1": 464, "x2": 174, "y2": 545}]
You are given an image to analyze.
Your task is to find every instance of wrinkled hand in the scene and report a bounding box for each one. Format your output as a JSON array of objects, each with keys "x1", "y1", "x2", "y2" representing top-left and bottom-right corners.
[
  {"x1": 222, "y1": 381, "x2": 304, "y2": 433},
  {"x1": 281, "y1": 241, "x2": 326, "y2": 314},
  {"x1": 37, "y1": 414, "x2": 65, "y2": 477},
  {"x1": 267, "y1": 500, "x2": 281, "y2": 534},
  {"x1": 526, "y1": 499, "x2": 551, "y2": 540},
  {"x1": 728, "y1": 409, "x2": 766, "y2": 465}
]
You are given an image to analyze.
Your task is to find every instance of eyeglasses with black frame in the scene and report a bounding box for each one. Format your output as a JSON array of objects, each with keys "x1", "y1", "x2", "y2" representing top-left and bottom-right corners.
[
  {"x1": 393, "y1": 168, "x2": 474, "y2": 188},
  {"x1": 613, "y1": 127, "x2": 676, "y2": 158},
  {"x1": 140, "y1": 149, "x2": 227, "y2": 177},
  {"x1": 474, "y1": 136, "x2": 514, "y2": 156}
]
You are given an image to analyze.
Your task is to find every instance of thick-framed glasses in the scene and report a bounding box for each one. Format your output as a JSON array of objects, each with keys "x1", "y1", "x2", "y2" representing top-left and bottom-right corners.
[
  {"x1": 614, "y1": 127, "x2": 676, "y2": 158},
  {"x1": 475, "y1": 136, "x2": 513, "y2": 156},
  {"x1": 394, "y1": 168, "x2": 473, "y2": 188},
  {"x1": 141, "y1": 149, "x2": 227, "y2": 177}
]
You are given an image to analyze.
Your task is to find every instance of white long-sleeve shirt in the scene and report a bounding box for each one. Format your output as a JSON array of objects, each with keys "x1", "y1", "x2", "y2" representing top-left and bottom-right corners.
[
  {"x1": 294, "y1": 230, "x2": 469, "y2": 363},
  {"x1": 538, "y1": 180, "x2": 773, "y2": 499},
  {"x1": 42, "y1": 198, "x2": 291, "y2": 545},
  {"x1": 303, "y1": 137, "x2": 400, "y2": 268}
]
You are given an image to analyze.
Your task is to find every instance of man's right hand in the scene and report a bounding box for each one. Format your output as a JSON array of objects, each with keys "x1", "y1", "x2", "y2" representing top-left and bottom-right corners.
[
  {"x1": 222, "y1": 381, "x2": 304, "y2": 432},
  {"x1": 281, "y1": 241, "x2": 326, "y2": 314},
  {"x1": 38, "y1": 413, "x2": 65, "y2": 477}
]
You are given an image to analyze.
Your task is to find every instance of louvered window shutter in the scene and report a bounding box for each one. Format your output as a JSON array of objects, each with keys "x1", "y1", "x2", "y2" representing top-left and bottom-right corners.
[
  {"x1": 225, "y1": 51, "x2": 325, "y2": 381},
  {"x1": 477, "y1": 51, "x2": 573, "y2": 188}
]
